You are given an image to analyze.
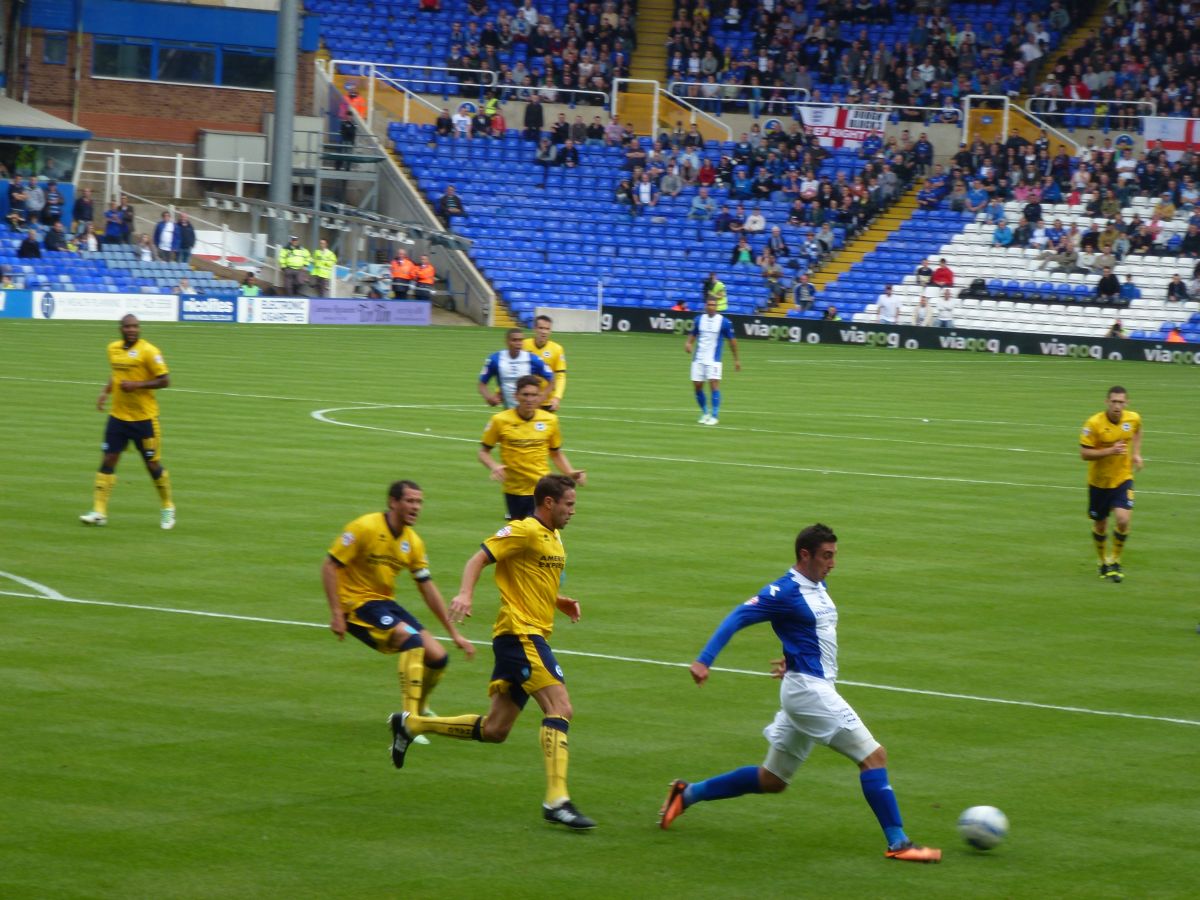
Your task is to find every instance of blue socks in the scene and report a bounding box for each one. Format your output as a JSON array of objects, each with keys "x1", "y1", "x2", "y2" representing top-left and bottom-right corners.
[
  {"x1": 694, "y1": 388, "x2": 707, "y2": 413},
  {"x1": 860, "y1": 767, "x2": 908, "y2": 848},
  {"x1": 711, "y1": 389, "x2": 721, "y2": 417},
  {"x1": 683, "y1": 765, "x2": 762, "y2": 806}
]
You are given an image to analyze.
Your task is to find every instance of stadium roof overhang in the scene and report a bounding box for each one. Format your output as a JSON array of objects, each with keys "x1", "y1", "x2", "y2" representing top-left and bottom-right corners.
[{"x1": 0, "y1": 97, "x2": 92, "y2": 142}]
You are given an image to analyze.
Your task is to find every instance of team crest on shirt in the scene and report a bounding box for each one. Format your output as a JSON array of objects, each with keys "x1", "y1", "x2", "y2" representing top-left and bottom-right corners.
[
  {"x1": 1122, "y1": 423, "x2": 1131, "y2": 431},
  {"x1": 400, "y1": 540, "x2": 411, "y2": 552},
  {"x1": 128, "y1": 349, "x2": 139, "y2": 358},
  {"x1": 496, "y1": 526, "x2": 512, "y2": 537},
  {"x1": 535, "y1": 422, "x2": 546, "y2": 431},
  {"x1": 341, "y1": 531, "x2": 355, "y2": 546}
]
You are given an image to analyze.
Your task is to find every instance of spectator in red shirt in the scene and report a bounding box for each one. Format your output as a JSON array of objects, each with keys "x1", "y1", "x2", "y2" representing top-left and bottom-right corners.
[{"x1": 931, "y1": 258, "x2": 955, "y2": 287}]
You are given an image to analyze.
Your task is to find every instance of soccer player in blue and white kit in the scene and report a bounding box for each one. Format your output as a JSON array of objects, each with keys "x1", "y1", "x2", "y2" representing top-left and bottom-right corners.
[
  {"x1": 659, "y1": 523, "x2": 941, "y2": 863},
  {"x1": 683, "y1": 296, "x2": 740, "y2": 425},
  {"x1": 479, "y1": 328, "x2": 555, "y2": 409}
]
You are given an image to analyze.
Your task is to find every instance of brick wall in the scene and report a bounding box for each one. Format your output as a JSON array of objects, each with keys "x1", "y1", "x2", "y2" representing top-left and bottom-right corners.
[{"x1": 23, "y1": 30, "x2": 315, "y2": 146}]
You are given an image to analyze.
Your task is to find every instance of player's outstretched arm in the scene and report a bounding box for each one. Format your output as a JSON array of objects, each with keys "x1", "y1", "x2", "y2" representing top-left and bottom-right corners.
[
  {"x1": 549, "y1": 449, "x2": 586, "y2": 486},
  {"x1": 449, "y1": 549, "x2": 492, "y2": 623},
  {"x1": 320, "y1": 556, "x2": 347, "y2": 640},
  {"x1": 555, "y1": 594, "x2": 581, "y2": 623},
  {"x1": 417, "y1": 580, "x2": 476, "y2": 658}
]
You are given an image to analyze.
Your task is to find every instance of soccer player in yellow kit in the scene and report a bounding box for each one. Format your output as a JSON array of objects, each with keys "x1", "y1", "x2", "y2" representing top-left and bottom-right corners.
[
  {"x1": 322, "y1": 480, "x2": 475, "y2": 736},
  {"x1": 523, "y1": 314, "x2": 567, "y2": 411},
  {"x1": 1080, "y1": 386, "x2": 1144, "y2": 582},
  {"x1": 479, "y1": 374, "x2": 586, "y2": 520},
  {"x1": 387, "y1": 474, "x2": 596, "y2": 830},
  {"x1": 80, "y1": 315, "x2": 175, "y2": 529}
]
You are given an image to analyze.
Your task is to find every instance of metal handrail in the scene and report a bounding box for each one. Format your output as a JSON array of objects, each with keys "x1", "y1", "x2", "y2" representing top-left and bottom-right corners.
[
  {"x1": 79, "y1": 149, "x2": 267, "y2": 202},
  {"x1": 1023, "y1": 96, "x2": 1158, "y2": 132},
  {"x1": 1012, "y1": 102, "x2": 1082, "y2": 153},
  {"x1": 660, "y1": 87, "x2": 733, "y2": 141}
]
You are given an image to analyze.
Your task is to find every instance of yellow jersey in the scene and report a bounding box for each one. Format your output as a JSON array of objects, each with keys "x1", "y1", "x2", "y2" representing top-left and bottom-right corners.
[
  {"x1": 482, "y1": 516, "x2": 565, "y2": 638},
  {"x1": 523, "y1": 337, "x2": 567, "y2": 401},
  {"x1": 1080, "y1": 409, "x2": 1142, "y2": 488},
  {"x1": 107, "y1": 338, "x2": 168, "y2": 422},
  {"x1": 327, "y1": 512, "x2": 431, "y2": 611},
  {"x1": 481, "y1": 408, "x2": 562, "y2": 495}
]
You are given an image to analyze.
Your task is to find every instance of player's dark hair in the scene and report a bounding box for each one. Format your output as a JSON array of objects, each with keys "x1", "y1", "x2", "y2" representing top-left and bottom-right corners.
[
  {"x1": 535, "y1": 474, "x2": 576, "y2": 505},
  {"x1": 388, "y1": 479, "x2": 421, "y2": 501},
  {"x1": 535, "y1": 314, "x2": 552, "y2": 326},
  {"x1": 1107, "y1": 385, "x2": 1127, "y2": 397},
  {"x1": 506, "y1": 327, "x2": 524, "y2": 339},
  {"x1": 795, "y1": 523, "x2": 837, "y2": 559},
  {"x1": 515, "y1": 374, "x2": 542, "y2": 392}
]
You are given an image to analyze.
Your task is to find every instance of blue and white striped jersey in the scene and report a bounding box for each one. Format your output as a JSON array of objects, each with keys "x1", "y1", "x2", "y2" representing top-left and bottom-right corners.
[
  {"x1": 696, "y1": 568, "x2": 840, "y2": 681},
  {"x1": 479, "y1": 350, "x2": 554, "y2": 408},
  {"x1": 691, "y1": 312, "x2": 735, "y2": 364}
]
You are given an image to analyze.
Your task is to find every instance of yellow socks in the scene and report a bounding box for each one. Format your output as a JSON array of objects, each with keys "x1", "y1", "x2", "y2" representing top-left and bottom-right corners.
[
  {"x1": 540, "y1": 716, "x2": 571, "y2": 807},
  {"x1": 1092, "y1": 529, "x2": 1108, "y2": 563},
  {"x1": 421, "y1": 659, "x2": 446, "y2": 713},
  {"x1": 408, "y1": 714, "x2": 483, "y2": 740},
  {"x1": 1112, "y1": 529, "x2": 1128, "y2": 562},
  {"x1": 153, "y1": 470, "x2": 173, "y2": 508},
  {"x1": 397, "y1": 647, "x2": 425, "y2": 716},
  {"x1": 93, "y1": 472, "x2": 116, "y2": 515}
]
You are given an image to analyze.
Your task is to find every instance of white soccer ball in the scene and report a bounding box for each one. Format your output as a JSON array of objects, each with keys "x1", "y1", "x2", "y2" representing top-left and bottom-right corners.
[{"x1": 958, "y1": 805, "x2": 1009, "y2": 850}]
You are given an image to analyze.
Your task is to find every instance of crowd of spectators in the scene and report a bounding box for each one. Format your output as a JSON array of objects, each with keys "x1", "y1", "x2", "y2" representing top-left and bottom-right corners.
[
  {"x1": 663, "y1": 0, "x2": 1083, "y2": 121},
  {"x1": 918, "y1": 126, "x2": 1200, "y2": 260},
  {"x1": 1030, "y1": 0, "x2": 1200, "y2": 128},
  {"x1": 436, "y1": 0, "x2": 638, "y2": 104}
]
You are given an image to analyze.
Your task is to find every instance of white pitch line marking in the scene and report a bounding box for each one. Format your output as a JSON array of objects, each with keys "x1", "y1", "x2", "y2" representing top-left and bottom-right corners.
[
  {"x1": 5, "y1": 374, "x2": 1199, "y2": 438},
  {"x1": 311, "y1": 406, "x2": 1200, "y2": 498},
  {"x1": 2, "y1": 579, "x2": 1196, "y2": 729}
]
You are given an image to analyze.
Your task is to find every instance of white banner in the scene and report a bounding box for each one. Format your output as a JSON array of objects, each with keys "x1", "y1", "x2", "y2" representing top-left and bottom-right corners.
[
  {"x1": 32, "y1": 292, "x2": 179, "y2": 321},
  {"x1": 798, "y1": 106, "x2": 887, "y2": 149},
  {"x1": 236, "y1": 296, "x2": 310, "y2": 324},
  {"x1": 1143, "y1": 116, "x2": 1200, "y2": 161}
]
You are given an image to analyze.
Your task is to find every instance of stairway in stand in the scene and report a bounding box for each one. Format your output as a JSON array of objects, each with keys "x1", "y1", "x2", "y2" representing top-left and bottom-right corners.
[
  {"x1": 629, "y1": 0, "x2": 672, "y2": 82},
  {"x1": 765, "y1": 187, "x2": 921, "y2": 316}
]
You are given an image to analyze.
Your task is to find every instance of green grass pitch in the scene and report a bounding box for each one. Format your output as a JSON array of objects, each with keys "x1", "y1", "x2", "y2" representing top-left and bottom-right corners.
[{"x1": 1, "y1": 319, "x2": 1197, "y2": 899}]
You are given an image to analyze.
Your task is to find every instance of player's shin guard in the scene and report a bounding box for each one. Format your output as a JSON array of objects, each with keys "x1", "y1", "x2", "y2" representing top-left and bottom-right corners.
[
  {"x1": 711, "y1": 389, "x2": 721, "y2": 417},
  {"x1": 1112, "y1": 529, "x2": 1128, "y2": 562},
  {"x1": 152, "y1": 469, "x2": 173, "y2": 508},
  {"x1": 421, "y1": 652, "x2": 448, "y2": 711},
  {"x1": 93, "y1": 471, "x2": 116, "y2": 516},
  {"x1": 540, "y1": 716, "x2": 571, "y2": 807},
  {"x1": 408, "y1": 713, "x2": 484, "y2": 740},
  {"x1": 1092, "y1": 529, "x2": 1108, "y2": 563},
  {"x1": 860, "y1": 767, "x2": 907, "y2": 848},
  {"x1": 694, "y1": 388, "x2": 707, "y2": 413},
  {"x1": 397, "y1": 646, "x2": 425, "y2": 716}
]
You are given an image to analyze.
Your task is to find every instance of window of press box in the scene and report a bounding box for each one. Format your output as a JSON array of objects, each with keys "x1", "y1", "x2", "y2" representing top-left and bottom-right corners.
[
  {"x1": 93, "y1": 39, "x2": 152, "y2": 80},
  {"x1": 43, "y1": 32, "x2": 69, "y2": 65},
  {"x1": 222, "y1": 48, "x2": 275, "y2": 90},
  {"x1": 157, "y1": 43, "x2": 217, "y2": 84}
]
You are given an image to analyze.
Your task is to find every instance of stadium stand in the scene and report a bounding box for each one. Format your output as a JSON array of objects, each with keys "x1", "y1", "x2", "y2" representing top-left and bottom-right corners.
[
  {"x1": 389, "y1": 118, "x2": 905, "y2": 321},
  {"x1": 1, "y1": 231, "x2": 239, "y2": 294},
  {"x1": 1029, "y1": 0, "x2": 1200, "y2": 129}
]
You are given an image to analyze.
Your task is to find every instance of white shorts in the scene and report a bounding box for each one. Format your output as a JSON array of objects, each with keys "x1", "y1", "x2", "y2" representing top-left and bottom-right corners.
[
  {"x1": 690, "y1": 360, "x2": 723, "y2": 382},
  {"x1": 760, "y1": 673, "x2": 880, "y2": 782}
]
